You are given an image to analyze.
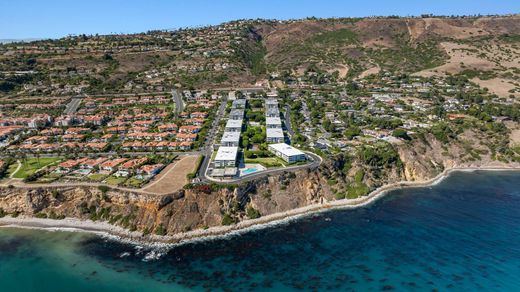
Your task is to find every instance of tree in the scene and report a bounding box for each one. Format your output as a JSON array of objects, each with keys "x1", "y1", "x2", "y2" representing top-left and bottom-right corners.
[{"x1": 392, "y1": 128, "x2": 411, "y2": 140}]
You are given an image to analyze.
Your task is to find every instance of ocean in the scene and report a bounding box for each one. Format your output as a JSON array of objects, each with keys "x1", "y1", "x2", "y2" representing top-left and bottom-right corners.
[{"x1": 1, "y1": 170, "x2": 520, "y2": 291}]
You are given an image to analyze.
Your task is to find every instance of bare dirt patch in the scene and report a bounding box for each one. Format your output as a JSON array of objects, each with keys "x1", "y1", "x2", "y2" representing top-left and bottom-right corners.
[
  {"x1": 414, "y1": 42, "x2": 496, "y2": 77},
  {"x1": 142, "y1": 155, "x2": 200, "y2": 194},
  {"x1": 471, "y1": 78, "x2": 519, "y2": 98},
  {"x1": 358, "y1": 64, "x2": 381, "y2": 79}
]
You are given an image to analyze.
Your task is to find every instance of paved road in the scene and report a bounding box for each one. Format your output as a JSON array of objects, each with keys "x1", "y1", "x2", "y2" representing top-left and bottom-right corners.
[
  {"x1": 1, "y1": 151, "x2": 202, "y2": 159},
  {"x1": 284, "y1": 105, "x2": 295, "y2": 138},
  {"x1": 202, "y1": 151, "x2": 322, "y2": 185},
  {"x1": 196, "y1": 95, "x2": 228, "y2": 180},
  {"x1": 64, "y1": 98, "x2": 82, "y2": 115},
  {"x1": 171, "y1": 89, "x2": 184, "y2": 113}
]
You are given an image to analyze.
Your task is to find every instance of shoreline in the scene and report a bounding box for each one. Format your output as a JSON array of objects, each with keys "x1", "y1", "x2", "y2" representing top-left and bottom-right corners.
[{"x1": 1, "y1": 166, "x2": 520, "y2": 246}]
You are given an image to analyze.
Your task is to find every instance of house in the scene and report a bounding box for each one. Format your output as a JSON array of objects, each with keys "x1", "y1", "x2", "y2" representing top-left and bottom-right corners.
[
  {"x1": 138, "y1": 164, "x2": 164, "y2": 177},
  {"x1": 190, "y1": 111, "x2": 208, "y2": 119},
  {"x1": 80, "y1": 157, "x2": 108, "y2": 169},
  {"x1": 116, "y1": 157, "x2": 148, "y2": 176},
  {"x1": 99, "y1": 158, "x2": 128, "y2": 173},
  {"x1": 62, "y1": 134, "x2": 84, "y2": 142},
  {"x1": 158, "y1": 123, "x2": 178, "y2": 132},
  {"x1": 65, "y1": 127, "x2": 90, "y2": 134},
  {"x1": 176, "y1": 133, "x2": 197, "y2": 142},
  {"x1": 179, "y1": 125, "x2": 201, "y2": 133},
  {"x1": 214, "y1": 146, "x2": 238, "y2": 168},
  {"x1": 85, "y1": 142, "x2": 108, "y2": 151},
  {"x1": 266, "y1": 128, "x2": 284, "y2": 143},
  {"x1": 220, "y1": 131, "x2": 240, "y2": 147},
  {"x1": 266, "y1": 117, "x2": 282, "y2": 129},
  {"x1": 268, "y1": 143, "x2": 306, "y2": 163},
  {"x1": 178, "y1": 141, "x2": 193, "y2": 150},
  {"x1": 57, "y1": 157, "x2": 89, "y2": 172},
  {"x1": 225, "y1": 119, "x2": 243, "y2": 132}
]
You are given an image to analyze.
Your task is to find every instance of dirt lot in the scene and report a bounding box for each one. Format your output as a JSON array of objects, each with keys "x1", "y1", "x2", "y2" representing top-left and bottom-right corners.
[
  {"x1": 471, "y1": 78, "x2": 519, "y2": 98},
  {"x1": 414, "y1": 42, "x2": 496, "y2": 77},
  {"x1": 142, "y1": 155, "x2": 200, "y2": 195}
]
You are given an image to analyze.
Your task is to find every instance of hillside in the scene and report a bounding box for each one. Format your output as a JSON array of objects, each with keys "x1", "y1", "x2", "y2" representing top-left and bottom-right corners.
[{"x1": 1, "y1": 15, "x2": 519, "y2": 96}]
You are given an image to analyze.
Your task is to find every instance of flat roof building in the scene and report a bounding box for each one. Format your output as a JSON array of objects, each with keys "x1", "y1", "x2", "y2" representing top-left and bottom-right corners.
[
  {"x1": 268, "y1": 143, "x2": 306, "y2": 163},
  {"x1": 266, "y1": 117, "x2": 282, "y2": 129},
  {"x1": 220, "y1": 131, "x2": 241, "y2": 147},
  {"x1": 265, "y1": 98, "x2": 278, "y2": 109},
  {"x1": 266, "y1": 108, "x2": 280, "y2": 118},
  {"x1": 266, "y1": 128, "x2": 284, "y2": 144},
  {"x1": 232, "y1": 99, "x2": 246, "y2": 109},
  {"x1": 214, "y1": 146, "x2": 238, "y2": 168},
  {"x1": 229, "y1": 109, "x2": 245, "y2": 120},
  {"x1": 225, "y1": 119, "x2": 243, "y2": 132}
]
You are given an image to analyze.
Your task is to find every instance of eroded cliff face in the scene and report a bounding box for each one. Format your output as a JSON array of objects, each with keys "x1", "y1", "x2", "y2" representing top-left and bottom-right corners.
[{"x1": 0, "y1": 132, "x2": 516, "y2": 237}]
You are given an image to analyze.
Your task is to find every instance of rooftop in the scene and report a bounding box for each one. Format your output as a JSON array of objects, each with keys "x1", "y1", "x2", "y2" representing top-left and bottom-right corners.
[
  {"x1": 215, "y1": 146, "x2": 238, "y2": 161},
  {"x1": 221, "y1": 131, "x2": 241, "y2": 143},
  {"x1": 266, "y1": 128, "x2": 284, "y2": 138},
  {"x1": 269, "y1": 143, "x2": 305, "y2": 156},
  {"x1": 225, "y1": 119, "x2": 243, "y2": 128},
  {"x1": 266, "y1": 117, "x2": 282, "y2": 125}
]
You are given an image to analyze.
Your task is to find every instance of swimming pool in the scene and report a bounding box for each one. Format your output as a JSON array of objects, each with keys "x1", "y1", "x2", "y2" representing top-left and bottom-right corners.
[{"x1": 242, "y1": 168, "x2": 258, "y2": 174}]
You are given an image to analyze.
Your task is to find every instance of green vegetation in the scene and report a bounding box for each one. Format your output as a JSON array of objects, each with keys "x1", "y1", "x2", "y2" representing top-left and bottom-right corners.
[
  {"x1": 346, "y1": 182, "x2": 370, "y2": 199},
  {"x1": 9, "y1": 157, "x2": 61, "y2": 179},
  {"x1": 244, "y1": 157, "x2": 285, "y2": 168},
  {"x1": 311, "y1": 29, "x2": 359, "y2": 45},
  {"x1": 246, "y1": 206, "x2": 261, "y2": 219},
  {"x1": 221, "y1": 213, "x2": 237, "y2": 225},
  {"x1": 392, "y1": 128, "x2": 411, "y2": 140},
  {"x1": 104, "y1": 176, "x2": 127, "y2": 186},
  {"x1": 155, "y1": 224, "x2": 167, "y2": 236},
  {"x1": 358, "y1": 142, "x2": 401, "y2": 169}
]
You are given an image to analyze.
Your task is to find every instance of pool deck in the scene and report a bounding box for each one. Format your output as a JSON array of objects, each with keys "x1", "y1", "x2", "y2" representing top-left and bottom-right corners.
[{"x1": 239, "y1": 164, "x2": 266, "y2": 177}]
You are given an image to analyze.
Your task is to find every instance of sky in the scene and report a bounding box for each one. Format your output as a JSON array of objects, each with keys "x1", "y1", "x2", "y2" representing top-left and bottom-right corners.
[{"x1": 1, "y1": 0, "x2": 519, "y2": 39}]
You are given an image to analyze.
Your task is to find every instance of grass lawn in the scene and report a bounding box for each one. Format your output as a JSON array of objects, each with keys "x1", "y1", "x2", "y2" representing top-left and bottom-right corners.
[
  {"x1": 87, "y1": 173, "x2": 107, "y2": 182},
  {"x1": 245, "y1": 157, "x2": 285, "y2": 168},
  {"x1": 124, "y1": 177, "x2": 145, "y2": 188},
  {"x1": 10, "y1": 157, "x2": 62, "y2": 179},
  {"x1": 104, "y1": 176, "x2": 127, "y2": 186}
]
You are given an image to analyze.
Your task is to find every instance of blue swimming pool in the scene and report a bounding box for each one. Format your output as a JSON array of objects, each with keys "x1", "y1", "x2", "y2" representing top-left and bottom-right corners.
[{"x1": 242, "y1": 168, "x2": 258, "y2": 174}]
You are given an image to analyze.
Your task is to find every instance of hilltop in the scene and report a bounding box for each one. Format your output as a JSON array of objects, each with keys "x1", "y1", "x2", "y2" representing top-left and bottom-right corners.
[{"x1": 1, "y1": 15, "x2": 519, "y2": 96}]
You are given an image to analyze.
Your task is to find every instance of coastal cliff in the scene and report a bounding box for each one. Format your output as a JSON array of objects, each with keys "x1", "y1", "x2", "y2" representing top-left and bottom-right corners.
[{"x1": 0, "y1": 130, "x2": 518, "y2": 238}]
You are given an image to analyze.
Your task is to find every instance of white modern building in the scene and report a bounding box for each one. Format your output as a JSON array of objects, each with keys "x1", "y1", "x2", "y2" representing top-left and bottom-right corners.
[
  {"x1": 265, "y1": 98, "x2": 278, "y2": 109},
  {"x1": 266, "y1": 117, "x2": 282, "y2": 129},
  {"x1": 229, "y1": 109, "x2": 245, "y2": 120},
  {"x1": 266, "y1": 128, "x2": 284, "y2": 143},
  {"x1": 266, "y1": 108, "x2": 280, "y2": 118},
  {"x1": 232, "y1": 99, "x2": 247, "y2": 109},
  {"x1": 220, "y1": 131, "x2": 241, "y2": 147},
  {"x1": 214, "y1": 146, "x2": 238, "y2": 168},
  {"x1": 225, "y1": 119, "x2": 243, "y2": 132},
  {"x1": 268, "y1": 143, "x2": 306, "y2": 163}
]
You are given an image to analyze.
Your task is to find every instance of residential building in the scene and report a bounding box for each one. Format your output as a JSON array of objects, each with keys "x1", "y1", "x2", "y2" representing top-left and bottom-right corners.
[
  {"x1": 214, "y1": 146, "x2": 238, "y2": 168},
  {"x1": 225, "y1": 119, "x2": 243, "y2": 132},
  {"x1": 266, "y1": 128, "x2": 284, "y2": 143},
  {"x1": 266, "y1": 117, "x2": 282, "y2": 129},
  {"x1": 268, "y1": 143, "x2": 306, "y2": 163},
  {"x1": 229, "y1": 109, "x2": 244, "y2": 120},
  {"x1": 220, "y1": 131, "x2": 240, "y2": 147}
]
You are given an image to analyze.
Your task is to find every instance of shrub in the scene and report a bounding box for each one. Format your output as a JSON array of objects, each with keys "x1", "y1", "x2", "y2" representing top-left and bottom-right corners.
[
  {"x1": 246, "y1": 207, "x2": 261, "y2": 219},
  {"x1": 155, "y1": 224, "x2": 167, "y2": 236},
  {"x1": 221, "y1": 214, "x2": 236, "y2": 226}
]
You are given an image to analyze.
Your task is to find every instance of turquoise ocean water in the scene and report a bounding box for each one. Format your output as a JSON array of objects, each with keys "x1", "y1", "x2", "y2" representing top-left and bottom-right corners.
[{"x1": 1, "y1": 170, "x2": 520, "y2": 291}]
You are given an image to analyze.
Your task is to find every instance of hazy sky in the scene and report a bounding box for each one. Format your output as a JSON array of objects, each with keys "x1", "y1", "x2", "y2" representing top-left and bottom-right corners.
[{"x1": 1, "y1": 0, "x2": 519, "y2": 39}]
